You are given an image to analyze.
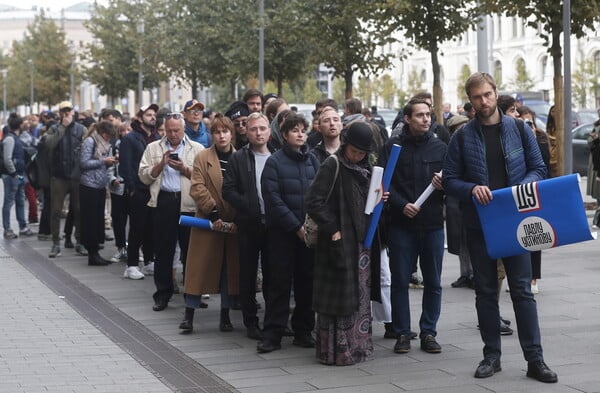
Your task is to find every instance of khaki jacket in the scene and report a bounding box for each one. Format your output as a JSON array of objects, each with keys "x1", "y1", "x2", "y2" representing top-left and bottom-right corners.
[{"x1": 138, "y1": 135, "x2": 204, "y2": 212}]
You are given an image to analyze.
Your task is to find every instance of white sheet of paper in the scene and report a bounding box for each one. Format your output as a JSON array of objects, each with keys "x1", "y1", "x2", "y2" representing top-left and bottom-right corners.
[{"x1": 365, "y1": 166, "x2": 384, "y2": 214}]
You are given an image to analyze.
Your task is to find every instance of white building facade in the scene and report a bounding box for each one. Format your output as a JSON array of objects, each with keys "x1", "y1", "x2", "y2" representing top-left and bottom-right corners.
[{"x1": 388, "y1": 15, "x2": 600, "y2": 111}]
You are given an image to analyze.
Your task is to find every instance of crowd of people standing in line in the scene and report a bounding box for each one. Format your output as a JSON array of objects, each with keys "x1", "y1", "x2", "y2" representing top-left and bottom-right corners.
[{"x1": 1, "y1": 77, "x2": 560, "y2": 382}]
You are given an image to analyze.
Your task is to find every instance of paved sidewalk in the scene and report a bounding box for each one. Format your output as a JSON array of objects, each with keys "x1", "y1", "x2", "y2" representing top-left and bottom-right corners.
[
  {"x1": 1, "y1": 176, "x2": 599, "y2": 392},
  {"x1": 0, "y1": 246, "x2": 172, "y2": 393}
]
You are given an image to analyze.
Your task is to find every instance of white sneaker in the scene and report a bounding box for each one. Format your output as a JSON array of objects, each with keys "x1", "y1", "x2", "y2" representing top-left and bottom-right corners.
[
  {"x1": 124, "y1": 266, "x2": 144, "y2": 280},
  {"x1": 531, "y1": 283, "x2": 539, "y2": 294},
  {"x1": 201, "y1": 294, "x2": 210, "y2": 299},
  {"x1": 142, "y1": 262, "x2": 155, "y2": 276}
]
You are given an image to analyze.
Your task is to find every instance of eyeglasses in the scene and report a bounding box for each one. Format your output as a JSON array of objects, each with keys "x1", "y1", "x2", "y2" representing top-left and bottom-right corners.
[
  {"x1": 233, "y1": 120, "x2": 247, "y2": 127},
  {"x1": 165, "y1": 112, "x2": 183, "y2": 120},
  {"x1": 186, "y1": 109, "x2": 203, "y2": 115}
]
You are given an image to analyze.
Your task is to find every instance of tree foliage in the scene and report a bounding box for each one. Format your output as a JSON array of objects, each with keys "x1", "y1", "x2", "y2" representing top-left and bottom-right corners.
[
  {"x1": 488, "y1": 0, "x2": 600, "y2": 175},
  {"x1": 298, "y1": 0, "x2": 397, "y2": 99},
  {"x1": 7, "y1": 12, "x2": 71, "y2": 108},
  {"x1": 84, "y1": 0, "x2": 166, "y2": 106},
  {"x1": 513, "y1": 57, "x2": 534, "y2": 91},
  {"x1": 383, "y1": 0, "x2": 481, "y2": 120}
]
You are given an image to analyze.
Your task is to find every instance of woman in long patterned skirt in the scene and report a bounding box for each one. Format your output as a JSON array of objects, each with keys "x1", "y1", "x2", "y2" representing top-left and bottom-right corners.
[{"x1": 306, "y1": 121, "x2": 386, "y2": 365}]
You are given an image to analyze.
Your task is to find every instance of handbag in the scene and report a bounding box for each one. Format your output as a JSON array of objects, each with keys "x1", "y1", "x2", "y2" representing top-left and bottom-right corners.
[{"x1": 303, "y1": 155, "x2": 339, "y2": 248}]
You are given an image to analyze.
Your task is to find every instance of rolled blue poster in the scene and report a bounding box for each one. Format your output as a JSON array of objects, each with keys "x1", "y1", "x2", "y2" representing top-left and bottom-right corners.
[
  {"x1": 364, "y1": 144, "x2": 401, "y2": 249},
  {"x1": 179, "y1": 215, "x2": 213, "y2": 230}
]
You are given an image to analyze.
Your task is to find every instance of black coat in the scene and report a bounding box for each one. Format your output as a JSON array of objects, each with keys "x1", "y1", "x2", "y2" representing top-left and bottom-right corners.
[
  {"x1": 222, "y1": 145, "x2": 274, "y2": 228},
  {"x1": 261, "y1": 144, "x2": 319, "y2": 232},
  {"x1": 306, "y1": 152, "x2": 382, "y2": 316},
  {"x1": 119, "y1": 122, "x2": 159, "y2": 192},
  {"x1": 379, "y1": 126, "x2": 447, "y2": 230}
]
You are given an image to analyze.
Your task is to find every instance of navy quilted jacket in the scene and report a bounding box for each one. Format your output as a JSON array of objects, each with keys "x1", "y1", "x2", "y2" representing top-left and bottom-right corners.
[
  {"x1": 261, "y1": 144, "x2": 320, "y2": 232},
  {"x1": 442, "y1": 114, "x2": 546, "y2": 228}
]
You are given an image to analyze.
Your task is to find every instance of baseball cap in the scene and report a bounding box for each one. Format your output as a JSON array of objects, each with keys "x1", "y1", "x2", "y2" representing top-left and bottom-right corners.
[
  {"x1": 58, "y1": 101, "x2": 74, "y2": 111},
  {"x1": 136, "y1": 103, "x2": 159, "y2": 118},
  {"x1": 183, "y1": 99, "x2": 205, "y2": 112}
]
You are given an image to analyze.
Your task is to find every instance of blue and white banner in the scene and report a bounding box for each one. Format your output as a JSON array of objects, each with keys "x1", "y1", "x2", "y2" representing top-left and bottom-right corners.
[{"x1": 474, "y1": 174, "x2": 594, "y2": 259}]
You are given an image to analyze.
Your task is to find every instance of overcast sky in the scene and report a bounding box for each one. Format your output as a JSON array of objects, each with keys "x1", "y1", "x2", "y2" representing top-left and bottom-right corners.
[{"x1": 1, "y1": 0, "x2": 107, "y2": 11}]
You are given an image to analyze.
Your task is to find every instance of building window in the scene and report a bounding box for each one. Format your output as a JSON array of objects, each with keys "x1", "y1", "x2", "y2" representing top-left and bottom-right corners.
[
  {"x1": 494, "y1": 60, "x2": 503, "y2": 87},
  {"x1": 540, "y1": 55, "x2": 548, "y2": 80},
  {"x1": 512, "y1": 17, "x2": 518, "y2": 38}
]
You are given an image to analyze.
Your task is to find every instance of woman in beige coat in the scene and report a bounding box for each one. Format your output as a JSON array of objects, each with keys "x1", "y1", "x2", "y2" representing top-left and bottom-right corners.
[{"x1": 180, "y1": 114, "x2": 240, "y2": 333}]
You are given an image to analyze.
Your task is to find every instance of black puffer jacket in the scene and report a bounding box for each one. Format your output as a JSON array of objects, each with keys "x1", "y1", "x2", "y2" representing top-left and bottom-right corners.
[{"x1": 261, "y1": 144, "x2": 320, "y2": 232}]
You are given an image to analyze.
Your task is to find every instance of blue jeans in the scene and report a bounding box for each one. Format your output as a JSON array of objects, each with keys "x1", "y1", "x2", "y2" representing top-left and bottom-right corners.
[
  {"x1": 388, "y1": 226, "x2": 444, "y2": 338},
  {"x1": 2, "y1": 175, "x2": 26, "y2": 231},
  {"x1": 466, "y1": 228, "x2": 543, "y2": 362}
]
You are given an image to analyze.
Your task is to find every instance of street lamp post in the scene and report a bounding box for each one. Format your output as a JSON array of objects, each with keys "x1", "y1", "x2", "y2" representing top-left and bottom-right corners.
[
  {"x1": 27, "y1": 59, "x2": 34, "y2": 114},
  {"x1": 70, "y1": 42, "x2": 76, "y2": 107},
  {"x1": 137, "y1": 21, "x2": 144, "y2": 108},
  {"x1": 1, "y1": 69, "x2": 7, "y2": 124}
]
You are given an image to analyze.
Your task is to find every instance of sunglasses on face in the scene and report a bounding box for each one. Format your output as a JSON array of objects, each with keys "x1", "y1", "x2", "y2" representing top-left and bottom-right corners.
[
  {"x1": 233, "y1": 120, "x2": 247, "y2": 127},
  {"x1": 165, "y1": 112, "x2": 183, "y2": 120}
]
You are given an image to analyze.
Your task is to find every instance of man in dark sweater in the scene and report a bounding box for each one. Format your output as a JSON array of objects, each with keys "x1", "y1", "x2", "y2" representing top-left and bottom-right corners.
[{"x1": 443, "y1": 72, "x2": 557, "y2": 383}]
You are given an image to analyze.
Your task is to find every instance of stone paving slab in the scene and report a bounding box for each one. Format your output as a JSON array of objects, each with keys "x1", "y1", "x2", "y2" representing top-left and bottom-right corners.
[{"x1": 0, "y1": 247, "x2": 173, "y2": 393}]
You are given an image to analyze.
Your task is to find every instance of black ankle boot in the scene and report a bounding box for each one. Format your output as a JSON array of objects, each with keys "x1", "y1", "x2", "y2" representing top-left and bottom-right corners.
[
  {"x1": 88, "y1": 251, "x2": 110, "y2": 266},
  {"x1": 384, "y1": 322, "x2": 396, "y2": 339},
  {"x1": 593, "y1": 208, "x2": 600, "y2": 227},
  {"x1": 179, "y1": 307, "x2": 194, "y2": 332},
  {"x1": 219, "y1": 308, "x2": 233, "y2": 332}
]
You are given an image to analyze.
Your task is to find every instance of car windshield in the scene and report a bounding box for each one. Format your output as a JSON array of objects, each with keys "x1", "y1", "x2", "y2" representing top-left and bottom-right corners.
[{"x1": 577, "y1": 111, "x2": 598, "y2": 125}]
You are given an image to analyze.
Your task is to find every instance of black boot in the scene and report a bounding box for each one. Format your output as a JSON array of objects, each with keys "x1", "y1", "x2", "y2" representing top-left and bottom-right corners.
[
  {"x1": 179, "y1": 307, "x2": 194, "y2": 333},
  {"x1": 384, "y1": 323, "x2": 396, "y2": 339},
  {"x1": 219, "y1": 308, "x2": 233, "y2": 332},
  {"x1": 593, "y1": 208, "x2": 600, "y2": 227},
  {"x1": 88, "y1": 250, "x2": 110, "y2": 266}
]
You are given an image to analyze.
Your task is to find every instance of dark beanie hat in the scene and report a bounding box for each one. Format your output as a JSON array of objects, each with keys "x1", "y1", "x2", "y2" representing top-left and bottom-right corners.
[
  {"x1": 225, "y1": 101, "x2": 250, "y2": 121},
  {"x1": 344, "y1": 121, "x2": 373, "y2": 152}
]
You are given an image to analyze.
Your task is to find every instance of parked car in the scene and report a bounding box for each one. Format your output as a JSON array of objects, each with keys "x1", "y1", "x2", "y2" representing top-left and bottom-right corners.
[
  {"x1": 572, "y1": 122, "x2": 595, "y2": 176},
  {"x1": 377, "y1": 108, "x2": 399, "y2": 136},
  {"x1": 573, "y1": 109, "x2": 599, "y2": 128}
]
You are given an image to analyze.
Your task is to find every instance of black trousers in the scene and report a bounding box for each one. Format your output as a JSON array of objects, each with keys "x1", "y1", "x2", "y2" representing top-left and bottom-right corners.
[
  {"x1": 79, "y1": 184, "x2": 105, "y2": 253},
  {"x1": 110, "y1": 192, "x2": 129, "y2": 249},
  {"x1": 152, "y1": 191, "x2": 191, "y2": 304},
  {"x1": 262, "y1": 228, "x2": 315, "y2": 342},
  {"x1": 237, "y1": 222, "x2": 270, "y2": 328},
  {"x1": 126, "y1": 189, "x2": 154, "y2": 267},
  {"x1": 38, "y1": 187, "x2": 51, "y2": 235}
]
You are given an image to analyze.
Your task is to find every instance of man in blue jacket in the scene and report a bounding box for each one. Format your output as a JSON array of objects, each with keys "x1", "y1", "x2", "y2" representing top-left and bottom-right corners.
[{"x1": 442, "y1": 72, "x2": 557, "y2": 383}]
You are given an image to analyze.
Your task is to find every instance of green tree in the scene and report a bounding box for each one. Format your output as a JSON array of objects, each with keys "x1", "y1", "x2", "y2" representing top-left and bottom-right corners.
[
  {"x1": 572, "y1": 58, "x2": 600, "y2": 108},
  {"x1": 456, "y1": 64, "x2": 471, "y2": 104},
  {"x1": 357, "y1": 76, "x2": 374, "y2": 107},
  {"x1": 299, "y1": 0, "x2": 397, "y2": 99},
  {"x1": 383, "y1": 0, "x2": 482, "y2": 121},
  {"x1": 85, "y1": 0, "x2": 166, "y2": 107},
  {"x1": 406, "y1": 68, "x2": 424, "y2": 98},
  {"x1": 263, "y1": 0, "x2": 316, "y2": 97},
  {"x1": 7, "y1": 12, "x2": 71, "y2": 109},
  {"x1": 377, "y1": 74, "x2": 397, "y2": 109},
  {"x1": 488, "y1": 0, "x2": 600, "y2": 175},
  {"x1": 513, "y1": 57, "x2": 535, "y2": 90},
  {"x1": 159, "y1": 0, "x2": 256, "y2": 101}
]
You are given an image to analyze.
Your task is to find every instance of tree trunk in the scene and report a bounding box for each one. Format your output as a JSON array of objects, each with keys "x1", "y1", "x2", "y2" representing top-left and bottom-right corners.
[
  {"x1": 430, "y1": 45, "x2": 443, "y2": 124},
  {"x1": 277, "y1": 77, "x2": 283, "y2": 97},
  {"x1": 191, "y1": 69, "x2": 198, "y2": 100},
  {"x1": 551, "y1": 30, "x2": 564, "y2": 177},
  {"x1": 344, "y1": 68, "x2": 354, "y2": 99}
]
